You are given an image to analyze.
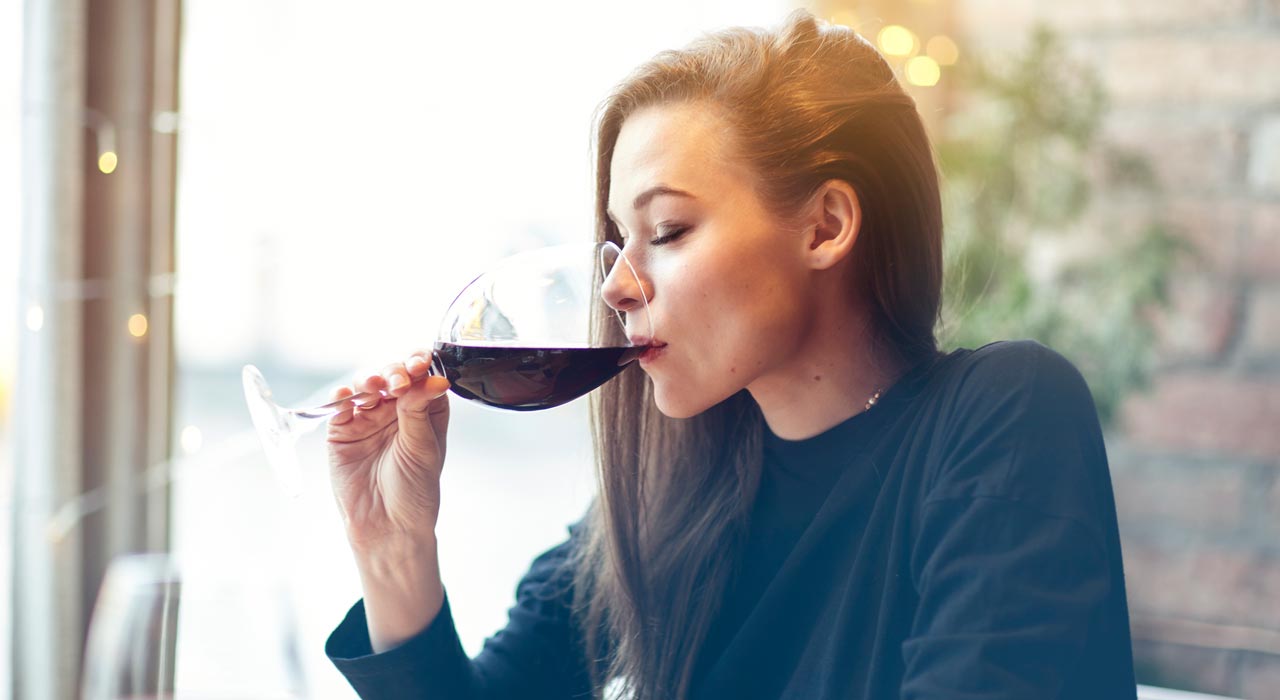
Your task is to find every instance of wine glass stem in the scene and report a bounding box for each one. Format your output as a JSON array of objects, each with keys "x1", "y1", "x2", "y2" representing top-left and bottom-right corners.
[{"x1": 290, "y1": 366, "x2": 437, "y2": 421}]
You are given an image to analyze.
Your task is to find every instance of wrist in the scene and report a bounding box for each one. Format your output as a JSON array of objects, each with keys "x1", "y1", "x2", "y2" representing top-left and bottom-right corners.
[
  {"x1": 352, "y1": 532, "x2": 439, "y2": 586},
  {"x1": 354, "y1": 536, "x2": 445, "y2": 653}
]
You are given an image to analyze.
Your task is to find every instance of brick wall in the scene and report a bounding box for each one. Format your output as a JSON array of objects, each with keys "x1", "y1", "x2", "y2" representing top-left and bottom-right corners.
[{"x1": 947, "y1": 0, "x2": 1280, "y2": 695}]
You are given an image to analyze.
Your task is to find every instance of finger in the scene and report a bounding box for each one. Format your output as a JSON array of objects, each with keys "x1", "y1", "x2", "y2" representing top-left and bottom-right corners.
[
  {"x1": 405, "y1": 353, "x2": 432, "y2": 380},
  {"x1": 328, "y1": 385, "x2": 356, "y2": 425},
  {"x1": 352, "y1": 372, "x2": 389, "y2": 412},
  {"x1": 381, "y1": 362, "x2": 411, "y2": 398}
]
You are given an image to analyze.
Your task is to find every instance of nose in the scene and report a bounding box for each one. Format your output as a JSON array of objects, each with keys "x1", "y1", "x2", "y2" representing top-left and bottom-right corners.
[{"x1": 600, "y1": 253, "x2": 652, "y2": 316}]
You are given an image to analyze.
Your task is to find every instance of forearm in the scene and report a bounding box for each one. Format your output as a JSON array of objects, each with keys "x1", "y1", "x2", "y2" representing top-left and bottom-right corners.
[
  {"x1": 328, "y1": 526, "x2": 591, "y2": 700},
  {"x1": 354, "y1": 534, "x2": 445, "y2": 653}
]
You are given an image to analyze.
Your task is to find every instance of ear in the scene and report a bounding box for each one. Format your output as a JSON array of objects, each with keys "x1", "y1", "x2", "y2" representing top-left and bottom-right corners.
[{"x1": 801, "y1": 180, "x2": 861, "y2": 271}]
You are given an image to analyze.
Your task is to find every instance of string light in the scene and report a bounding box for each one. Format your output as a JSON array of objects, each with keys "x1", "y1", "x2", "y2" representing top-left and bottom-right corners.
[
  {"x1": 906, "y1": 56, "x2": 942, "y2": 87},
  {"x1": 98, "y1": 150, "x2": 118, "y2": 174},
  {"x1": 83, "y1": 109, "x2": 119, "y2": 176},
  {"x1": 927, "y1": 35, "x2": 960, "y2": 66},
  {"x1": 877, "y1": 25, "x2": 917, "y2": 57},
  {"x1": 127, "y1": 313, "x2": 149, "y2": 338}
]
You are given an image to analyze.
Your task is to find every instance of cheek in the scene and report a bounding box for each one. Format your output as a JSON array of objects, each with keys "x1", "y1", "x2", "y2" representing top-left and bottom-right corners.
[
  {"x1": 647, "y1": 269, "x2": 798, "y2": 417},
  {"x1": 671, "y1": 248, "x2": 795, "y2": 343},
  {"x1": 699, "y1": 265, "x2": 800, "y2": 350}
]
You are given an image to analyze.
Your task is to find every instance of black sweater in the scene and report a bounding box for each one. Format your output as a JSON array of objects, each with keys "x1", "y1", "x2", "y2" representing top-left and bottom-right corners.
[{"x1": 326, "y1": 340, "x2": 1137, "y2": 699}]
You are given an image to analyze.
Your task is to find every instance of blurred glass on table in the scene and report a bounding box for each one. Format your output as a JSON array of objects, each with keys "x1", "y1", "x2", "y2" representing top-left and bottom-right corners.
[{"x1": 83, "y1": 553, "x2": 306, "y2": 700}]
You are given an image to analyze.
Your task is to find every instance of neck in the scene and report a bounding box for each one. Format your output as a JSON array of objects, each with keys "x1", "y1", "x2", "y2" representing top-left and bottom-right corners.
[{"x1": 747, "y1": 302, "x2": 906, "y2": 441}]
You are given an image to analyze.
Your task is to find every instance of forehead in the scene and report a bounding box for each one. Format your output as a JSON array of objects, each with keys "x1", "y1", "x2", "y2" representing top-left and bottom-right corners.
[{"x1": 608, "y1": 103, "x2": 755, "y2": 211}]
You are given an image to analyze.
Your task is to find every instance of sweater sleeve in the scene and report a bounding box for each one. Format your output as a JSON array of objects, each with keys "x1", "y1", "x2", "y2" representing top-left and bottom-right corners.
[
  {"x1": 326, "y1": 527, "x2": 593, "y2": 700},
  {"x1": 901, "y1": 341, "x2": 1127, "y2": 699}
]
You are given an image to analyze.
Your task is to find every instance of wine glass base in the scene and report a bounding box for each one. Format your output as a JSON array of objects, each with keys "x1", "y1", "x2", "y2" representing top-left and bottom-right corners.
[{"x1": 242, "y1": 365, "x2": 305, "y2": 497}]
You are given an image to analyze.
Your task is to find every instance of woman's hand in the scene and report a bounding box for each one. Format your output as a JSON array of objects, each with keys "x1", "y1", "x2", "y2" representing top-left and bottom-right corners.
[{"x1": 326, "y1": 351, "x2": 452, "y2": 554}]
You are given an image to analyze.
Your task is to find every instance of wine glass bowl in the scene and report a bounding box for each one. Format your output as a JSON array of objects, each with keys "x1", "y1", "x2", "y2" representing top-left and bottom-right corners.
[{"x1": 428, "y1": 242, "x2": 649, "y2": 410}]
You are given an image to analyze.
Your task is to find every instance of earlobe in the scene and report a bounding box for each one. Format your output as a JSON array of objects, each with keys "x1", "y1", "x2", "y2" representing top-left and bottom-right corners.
[{"x1": 805, "y1": 180, "x2": 861, "y2": 271}]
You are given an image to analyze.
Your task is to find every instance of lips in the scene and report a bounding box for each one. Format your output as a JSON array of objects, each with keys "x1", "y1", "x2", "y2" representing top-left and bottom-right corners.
[
  {"x1": 627, "y1": 335, "x2": 666, "y2": 364},
  {"x1": 638, "y1": 342, "x2": 667, "y2": 364}
]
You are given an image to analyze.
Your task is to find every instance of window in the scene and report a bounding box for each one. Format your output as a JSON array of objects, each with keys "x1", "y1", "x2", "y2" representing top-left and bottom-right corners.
[{"x1": 0, "y1": 2, "x2": 25, "y2": 696}]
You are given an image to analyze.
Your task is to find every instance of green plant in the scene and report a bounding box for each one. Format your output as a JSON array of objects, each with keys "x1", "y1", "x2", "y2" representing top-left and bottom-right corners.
[{"x1": 936, "y1": 26, "x2": 1190, "y2": 425}]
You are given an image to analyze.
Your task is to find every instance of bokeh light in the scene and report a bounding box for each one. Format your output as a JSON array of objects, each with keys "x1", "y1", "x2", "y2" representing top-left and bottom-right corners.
[
  {"x1": 877, "y1": 25, "x2": 917, "y2": 57},
  {"x1": 830, "y1": 9, "x2": 859, "y2": 29},
  {"x1": 927, "y1": 35, "x2": 959, "y2": 66},
  {"x1": 97, "y1": 150, "x2": 118, "y2": 174},
  {"x1": 25, "y1": 304, "x2": 44, "y2": 332},
  {"x1": 906, "y1": 55, "x2": 941, "y2": 86},
  {"x1": 180, "y1": 425, "x2": 203, "y2": 454},
  {"x1": 127, "y1": 313, "x2": 148, "y2": 338}
]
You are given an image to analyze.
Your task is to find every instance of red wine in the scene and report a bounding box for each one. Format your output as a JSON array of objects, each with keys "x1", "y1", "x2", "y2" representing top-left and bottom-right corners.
[{"x1": 431, "y1": 343, "x2": 646, "y2": 411}]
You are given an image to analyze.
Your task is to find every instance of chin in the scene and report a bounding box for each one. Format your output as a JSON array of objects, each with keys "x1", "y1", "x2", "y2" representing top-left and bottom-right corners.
[
  {"x1": 651, "y1": 382, "x2": 731, "y2": 419},
  {"x1": 653, "y1": 398, "x2": 702, "y2": 419}
]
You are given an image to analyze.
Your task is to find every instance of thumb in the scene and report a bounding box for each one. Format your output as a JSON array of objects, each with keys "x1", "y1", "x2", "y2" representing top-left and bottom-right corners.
[{"x1": 396, "y1": 375, "x2": 451, "y2": 454}]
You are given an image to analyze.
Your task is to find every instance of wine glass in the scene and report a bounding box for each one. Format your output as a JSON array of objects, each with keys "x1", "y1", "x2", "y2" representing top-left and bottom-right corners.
[
  {"x1": 81, "y1": 554, "x2": 308, "y2": 700},
  {"x1": 81, "y1": 554, "x2": 181, "y2": 700},
  {"x1": 241, "y1": 240, "x2": 650, "y2": 494}
]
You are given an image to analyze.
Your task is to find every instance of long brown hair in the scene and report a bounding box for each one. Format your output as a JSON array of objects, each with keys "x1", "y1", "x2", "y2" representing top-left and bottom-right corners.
[{"x1": 572, "y1": 11, "x2": 944, "y2": 699}]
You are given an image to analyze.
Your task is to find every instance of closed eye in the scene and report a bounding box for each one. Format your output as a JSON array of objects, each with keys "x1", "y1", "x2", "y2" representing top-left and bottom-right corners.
[{"x1": 651, "y1": 225, "x2": 690, "y2": 246}]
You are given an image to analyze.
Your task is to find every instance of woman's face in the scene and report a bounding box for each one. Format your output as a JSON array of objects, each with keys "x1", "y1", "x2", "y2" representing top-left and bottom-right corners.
[{"x1": 604, "y1": 102, "x2": 820, "y2": 418}]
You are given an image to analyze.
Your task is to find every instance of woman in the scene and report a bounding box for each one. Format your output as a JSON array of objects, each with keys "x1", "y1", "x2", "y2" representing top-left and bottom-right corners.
[{"x1": 324, "y1": 11, "x2": 1136, "y2": 699}]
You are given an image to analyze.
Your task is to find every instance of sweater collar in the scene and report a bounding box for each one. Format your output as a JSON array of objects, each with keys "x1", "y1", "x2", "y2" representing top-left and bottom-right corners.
[{"x1": 760, "y1": 352, "x2": 946, "y2": 473}]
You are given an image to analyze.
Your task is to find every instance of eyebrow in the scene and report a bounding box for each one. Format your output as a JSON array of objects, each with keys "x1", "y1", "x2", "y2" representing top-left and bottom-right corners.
[{"x1": 606, "y1": 185, "x2": 696, "y2": 222}]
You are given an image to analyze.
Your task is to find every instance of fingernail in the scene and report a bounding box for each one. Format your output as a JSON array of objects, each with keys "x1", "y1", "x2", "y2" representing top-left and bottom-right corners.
[
  {"x1": 407, "y1": 356, "x2": 426, "y2": 372},
  {"x1": 387, "y1": 373, "x2": 407, "y2": 391}
]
